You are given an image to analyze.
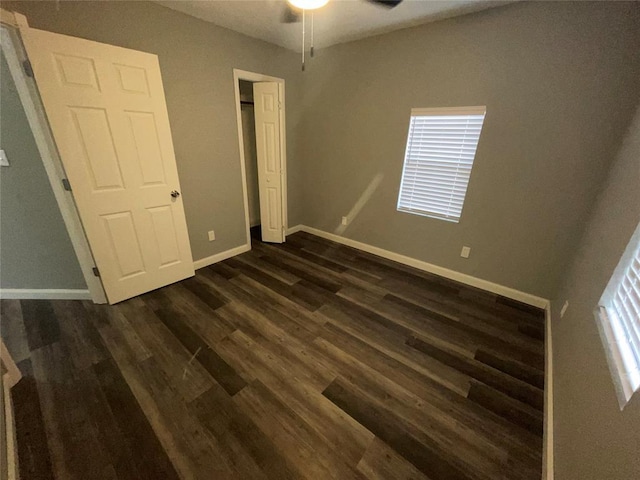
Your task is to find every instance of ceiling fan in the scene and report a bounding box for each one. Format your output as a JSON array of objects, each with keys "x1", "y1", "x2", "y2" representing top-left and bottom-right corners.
[
  {"x1": 281, "y1": 0, "x2": 404, "y2": 70},
  {"x1": 282, "y1": 0, "x2": 403, "y2": 23}
]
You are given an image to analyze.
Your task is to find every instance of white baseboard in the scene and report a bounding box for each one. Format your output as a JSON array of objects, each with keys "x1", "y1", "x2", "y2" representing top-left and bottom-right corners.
[
  {"x1": 286, "y1": 224, "x2": 304, "y2": 235},
  {"x1": 0, "y1": 289, "x2": 92, "y2": 300},
  {"x1": 193, "y1": 243, "x2": 251, "y2": 270},
  {"x1": 543, "y1": 303, "x2": 554, "y2": 480},
  {"x1": 287, "y1": 224, "x2": 549, "y2": 309}
]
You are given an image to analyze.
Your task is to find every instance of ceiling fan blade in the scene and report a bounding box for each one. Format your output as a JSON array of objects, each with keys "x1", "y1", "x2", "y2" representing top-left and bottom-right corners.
[
  {"x1": 366, "y1": 0, "x2": 403, "y2": 8},
  {"x1": 281, "y1": 3, "x2": 301, "y2": 23}
]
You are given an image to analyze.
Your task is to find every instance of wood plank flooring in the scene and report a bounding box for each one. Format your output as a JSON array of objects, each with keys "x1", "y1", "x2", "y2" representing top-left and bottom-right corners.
[{"x1": 1, "y1": 231, "x2": 545, "y2": 480}]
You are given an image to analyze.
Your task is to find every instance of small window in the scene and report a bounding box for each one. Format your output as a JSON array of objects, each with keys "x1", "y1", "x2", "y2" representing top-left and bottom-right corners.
[
  {"x1": 596, "y1": 222, "x2": 640, "y2": 409},
  {"x1": 397, "y1": 106, "x2": 486, "y2": 223}
]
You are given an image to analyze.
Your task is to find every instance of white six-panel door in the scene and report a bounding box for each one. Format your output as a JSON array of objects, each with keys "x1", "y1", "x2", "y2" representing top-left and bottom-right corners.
[
  {"x1": 253, "y1": 82, "x2": 284, "y2": 243},
  {"x1": 20, "y1": 27, "x2": 194, "y2": 303}
]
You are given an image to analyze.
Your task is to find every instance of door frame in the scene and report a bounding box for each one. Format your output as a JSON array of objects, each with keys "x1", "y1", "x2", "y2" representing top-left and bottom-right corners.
[
  {"x1": 0, "y1": 10, "x2": 107, "y2": 303},
  {"x1": 232, "y1": 69, "x2": 288, "y2": 246}
]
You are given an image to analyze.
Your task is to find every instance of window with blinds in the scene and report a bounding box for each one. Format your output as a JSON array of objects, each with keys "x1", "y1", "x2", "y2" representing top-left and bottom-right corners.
[
  {"x1": 597, "y1": 222, "x2": 640, "y2": 408},
  {"x1": 397, "y1": 106, "x2": 486, "y2": 222}
]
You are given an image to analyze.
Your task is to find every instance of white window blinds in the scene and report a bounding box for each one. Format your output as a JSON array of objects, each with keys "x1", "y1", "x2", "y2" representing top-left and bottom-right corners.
[
  {"x1": 397, "y1": 106, "x2": 486, "y2": 223},
  {"x1": 598, "y1": 225, "x2": 640, "y2": 408}
]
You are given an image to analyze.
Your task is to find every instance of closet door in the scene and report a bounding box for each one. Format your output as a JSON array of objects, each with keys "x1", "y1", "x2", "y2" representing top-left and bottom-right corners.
[{"x1": 253, "y1": 82, "x2": 284, "y2": 243}]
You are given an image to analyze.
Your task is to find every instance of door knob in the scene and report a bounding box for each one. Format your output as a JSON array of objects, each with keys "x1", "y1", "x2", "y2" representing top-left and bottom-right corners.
[{"x1": 171, "y1": 190, "x2": 180, "y2": 198}]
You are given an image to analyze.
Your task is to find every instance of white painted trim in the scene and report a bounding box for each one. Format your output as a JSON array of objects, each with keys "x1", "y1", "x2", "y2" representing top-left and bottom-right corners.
[
  {"x1": 193, "y1": 243, "x2": 251, "y2": 270},
  {"x1": 543, "y1": 303, "x2": 554, "y2": 480},
  {"x1": 278, "y1": 81, "x2": 288, "y2": 235},
  {"x1": 0, "y1": 22, "x2": 107, "y2": 304},
  {"x1": 232, "y1": 68, "x2": 288, "y2": 246},
  {"x1": 0, "y1": 7, "x2": 17, "y2": 27},
  {"x1": 1, "y1": 339, "x2": 21, "y2": 480},
  {"x1": 2, "y1": 376, "x2": 19, "y2": 480},
  {"x1": 0, "y1": 339, "x2": 21, "y2": 389},
  {"x1": 287, "y1": 224, "x2": 549, "y2": 308},
  {"x1": 286, "y1": 224, "x2": 304, "y2": 235},
  {"x1": 0, "y1": 289, "x2": 92, "y2": 300}
]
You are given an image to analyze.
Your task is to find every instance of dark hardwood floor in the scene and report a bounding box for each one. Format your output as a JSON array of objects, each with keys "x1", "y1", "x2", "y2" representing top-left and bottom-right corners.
[{"x1": 1, "y1": 231, "x2": 545, "y2": 480}]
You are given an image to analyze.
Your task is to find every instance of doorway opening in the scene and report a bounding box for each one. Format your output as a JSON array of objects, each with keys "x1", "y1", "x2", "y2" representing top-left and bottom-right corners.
[
  {"x1": 1, "y1": 11, "x2": 194, "y2": 305},
  {"x1": 233, "y1": 69, "x2": 288, "y2": 246},
  {"x1": 0, "y1": 19, "x2": 107, "y2": 303},
  {"x1": 238, "y1": 80, "x2": 261, "y2": 233}
]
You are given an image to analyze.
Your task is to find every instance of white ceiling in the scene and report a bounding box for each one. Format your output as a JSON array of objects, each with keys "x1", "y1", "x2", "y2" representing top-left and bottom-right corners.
[{"x1": 156, "y1": 0, "x2": 508, "y2": 52}]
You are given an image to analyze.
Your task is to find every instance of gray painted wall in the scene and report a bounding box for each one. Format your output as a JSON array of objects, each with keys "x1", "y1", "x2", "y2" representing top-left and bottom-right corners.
[
  {"x1": 0, "y1": 52, "x2": 85, "y2": 289},
  {"x1": 551, "y1": 105, "x2": 640, "y2": 479},
  {"x1": 297, "y1": 1, "x2": 640, "y2": 299},
  {"x1": 5, "y1": 0, "x2": 304, "y2": 263},
  {"x1": 1, "y1": 0, "x2": 639, "y2": 477}
]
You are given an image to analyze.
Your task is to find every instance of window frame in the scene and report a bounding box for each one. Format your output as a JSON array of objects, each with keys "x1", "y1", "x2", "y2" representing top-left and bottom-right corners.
[
  {"x1": 595, "y1": 221, "x2": 640, "y2": 409},
  {"x1": 396, "y1": 106, "x2": 486, "y2": 223}
]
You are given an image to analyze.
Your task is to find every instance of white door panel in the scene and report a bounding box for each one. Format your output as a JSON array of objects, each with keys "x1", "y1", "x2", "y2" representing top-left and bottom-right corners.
[
  {"x1": 21, "y1": 27, "x2": 194, "y2": 303},
  {"x1": 253, "y1": 82, "x2": 284, "y2": 243}
]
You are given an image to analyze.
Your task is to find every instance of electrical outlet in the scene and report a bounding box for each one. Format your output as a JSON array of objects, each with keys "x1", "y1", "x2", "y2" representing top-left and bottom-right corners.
[
  {"x1": 208, "y1": 230, "x2": 216, "y2": 241},
  {"x1": 341, "y1": 216, "x2": 348, "y2": 226},
  {"x1": 0, "y1": 149, "x2": 9, "y2": 167},
  {"x1": 460, "y1": 246, "x2": 471, "y2": 259},
  {"x1": 560, "y1": 300, "x2": 569, "y2": 318}
]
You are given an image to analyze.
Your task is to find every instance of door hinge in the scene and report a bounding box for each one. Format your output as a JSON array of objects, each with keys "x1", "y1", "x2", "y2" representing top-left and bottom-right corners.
[
  {"x1": 92, "y1": 267, "x2": 100, "y2": 277},
  {"x1": 22, "y1": 59, "x2": 34, "y2": 78},
  {"x1": 62, "y1": 178, "x2": 72, "y2": 191}
]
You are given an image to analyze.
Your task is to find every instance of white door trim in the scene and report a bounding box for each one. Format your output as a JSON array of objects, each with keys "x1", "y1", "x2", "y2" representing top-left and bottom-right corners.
[
  {"x1": 543, "y1": 304, "x2": 554, "y2": 480},
  {"x1": 232, "y1": 68, "x2": 288, "y2": 247},
  {"x1": 1, "y1": 336, "x2": 21, "y2": 480},
  {"x1": 0, "y1": 7, "x2": 17, "y2": 28},
  {"x1": 1, "y1": 15, "x2": 108, "y2": 304}
]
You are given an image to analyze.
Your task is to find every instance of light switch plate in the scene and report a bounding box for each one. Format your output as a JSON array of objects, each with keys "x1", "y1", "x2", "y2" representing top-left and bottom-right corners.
[
  {"x1": 0, "y1": 149, "x2": 9, "y2": 167},
  {"x1": 460, "y1": 246, "x2": 471, "y2": 259},
  {"x1": 341, "y1": 216, "x2": 348, "y2": 226},
  {"x1": 208, "y1": 230, "x2": 216, "y2": 241}
]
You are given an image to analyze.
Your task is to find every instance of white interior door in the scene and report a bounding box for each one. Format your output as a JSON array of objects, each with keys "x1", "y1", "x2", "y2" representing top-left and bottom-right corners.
[
  {"x1": 253, "y1": 82, "x2": 284, "y2": 243},
  {"x1": 20, "y1": 27, "x2": 194, "y2": 304}
]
